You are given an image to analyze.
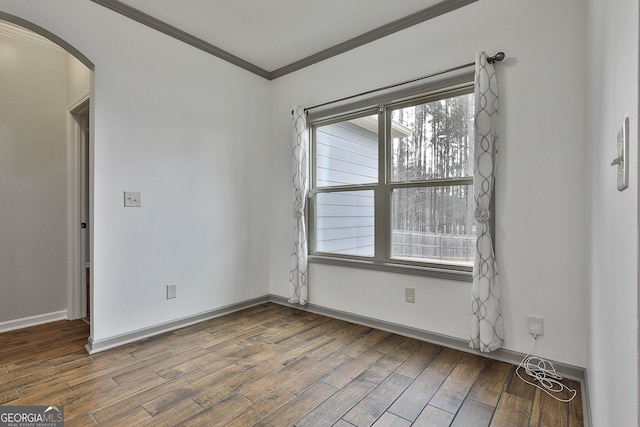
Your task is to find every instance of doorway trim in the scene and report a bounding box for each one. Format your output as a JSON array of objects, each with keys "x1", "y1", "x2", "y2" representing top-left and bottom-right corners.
[{"x1": 68, "y1": 97, "x2": 91, "y2": 320}]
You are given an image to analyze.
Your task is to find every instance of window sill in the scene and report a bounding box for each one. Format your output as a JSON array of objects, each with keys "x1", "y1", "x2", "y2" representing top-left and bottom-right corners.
[{"x1": 308, "y1": 255, "x2": 473, "y2": 282}]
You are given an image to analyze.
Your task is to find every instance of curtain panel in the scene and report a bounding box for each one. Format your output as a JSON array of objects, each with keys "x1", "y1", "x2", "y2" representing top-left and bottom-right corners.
[
  {"x1": 289, "y1": 106, "x2": 309, "y2": 305},
  {"x1": 470, "y1": 52, "x2": 503, "y2": 352}
]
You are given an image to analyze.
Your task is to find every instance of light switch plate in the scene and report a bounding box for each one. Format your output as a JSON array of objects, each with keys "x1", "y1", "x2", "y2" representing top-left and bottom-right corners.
[
  {"x1": 616, "y1": 117, "x2": 629, "y2": 191},
  {"x1": 124, "y1": 191, "x2": 141, "y2": 207}
]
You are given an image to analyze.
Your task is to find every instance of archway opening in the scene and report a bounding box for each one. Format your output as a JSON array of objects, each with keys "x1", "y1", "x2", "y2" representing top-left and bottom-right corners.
[{"x1": 0, "y1": 15, "x2": 93, "y2": 337}]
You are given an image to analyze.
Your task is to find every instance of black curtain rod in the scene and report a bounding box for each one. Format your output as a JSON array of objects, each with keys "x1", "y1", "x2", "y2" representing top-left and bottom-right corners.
[{"x1": 292, "y1": 51, "x2": 505, "y2": 115}]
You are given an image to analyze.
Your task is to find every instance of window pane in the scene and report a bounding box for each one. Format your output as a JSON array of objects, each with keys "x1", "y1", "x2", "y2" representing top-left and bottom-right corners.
[
  {"x1": 391, "y1": 93, "x2": 474, "y2": 182},
  {"x1": 391, "y1": 186, "x2": 475, "y2": 265},
  {"x1": 315, "y1": 116, "x2": 378, "y2": 188},
  {"x1": 315, "y1": 190, "x2": 374, "y2": 257}
]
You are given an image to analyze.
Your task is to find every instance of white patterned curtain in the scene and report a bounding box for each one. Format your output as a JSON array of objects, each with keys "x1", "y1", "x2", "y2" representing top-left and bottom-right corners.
[
  {"x1": 470, "y1": 52, "x2": 503, "y2": 352},
  {"x1": 289, "y1": 106, "x2": 309, "y2": 305}
]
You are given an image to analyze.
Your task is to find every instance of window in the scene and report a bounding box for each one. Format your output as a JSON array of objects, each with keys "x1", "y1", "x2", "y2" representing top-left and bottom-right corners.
[{"x1": 309, "y1": 84, "x2": 476, "y2": 277}]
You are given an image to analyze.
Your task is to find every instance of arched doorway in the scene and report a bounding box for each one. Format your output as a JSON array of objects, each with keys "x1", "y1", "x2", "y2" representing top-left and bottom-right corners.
[{"x1": 0, "y1": 13, "x2": 94, "y2": 332}]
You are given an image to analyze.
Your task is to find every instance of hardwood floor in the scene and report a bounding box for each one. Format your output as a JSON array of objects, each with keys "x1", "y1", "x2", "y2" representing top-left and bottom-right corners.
[{"x1": 0, "y1": 303, "x2": 584, "y2": 426}]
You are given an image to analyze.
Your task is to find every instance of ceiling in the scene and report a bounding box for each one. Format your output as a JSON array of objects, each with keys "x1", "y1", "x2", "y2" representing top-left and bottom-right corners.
[{"x1": 95, "y1": 0, "x2": 474, "y2": 79}]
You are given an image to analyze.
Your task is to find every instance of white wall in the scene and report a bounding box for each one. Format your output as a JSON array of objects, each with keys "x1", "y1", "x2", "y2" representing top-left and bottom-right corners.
[
  {"x1": 586, "y1": 0, "x2": 639, "y2": 425},
  {"x1": 270, "y1": 0, "x2": 588, "y2": 367},
  {"x1": 0, "y1": 31, "x2": 69, "y2": 322},
  {"x1": 0, "y1": 0, "x2": 271, "y2": 342}
]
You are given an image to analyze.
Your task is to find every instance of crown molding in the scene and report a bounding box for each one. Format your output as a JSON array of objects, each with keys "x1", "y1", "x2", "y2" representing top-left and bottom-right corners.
[
  {"x1": 89, "y1": 0, "x2": 271, "y2": 79},
  {"x1": 90, "y1": 0, "x2": 477, "y2": 81},
  {"x1": 269, "y1": 0, "x2": 478, "y2": 79}
]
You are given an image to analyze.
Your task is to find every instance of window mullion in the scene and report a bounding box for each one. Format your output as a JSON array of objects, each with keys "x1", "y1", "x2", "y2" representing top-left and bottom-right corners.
[{"x1": 374, "y1": 105, "x2": 387, "y2": 262}]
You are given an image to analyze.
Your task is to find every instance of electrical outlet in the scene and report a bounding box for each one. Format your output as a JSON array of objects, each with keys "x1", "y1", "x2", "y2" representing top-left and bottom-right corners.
[
  {"x1": 124, "y1": 191, "x2": 141, "y2": 207},
  {"x1": 527, "y1": 315, "x2": 543, "y2": 337},
  {"x1": 166, "y1": 284, "x2": 177, "y2": 299},
  {"x1": 405, "y1": 287, "x2": 415, "y2": 303}
]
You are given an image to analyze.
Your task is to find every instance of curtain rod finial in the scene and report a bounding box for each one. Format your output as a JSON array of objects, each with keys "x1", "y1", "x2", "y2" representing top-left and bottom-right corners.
[{"x1": 488, "y1": 52, "x2": 505, "y2": 64}]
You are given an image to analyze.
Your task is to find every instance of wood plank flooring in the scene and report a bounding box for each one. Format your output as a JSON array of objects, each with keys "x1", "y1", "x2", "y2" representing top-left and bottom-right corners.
[{"x1": 0, "y1": 303, "x2": 584, "y2": 426}]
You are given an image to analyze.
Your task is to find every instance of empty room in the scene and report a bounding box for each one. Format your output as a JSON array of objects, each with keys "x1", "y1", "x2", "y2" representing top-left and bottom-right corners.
[{"x1": 0, "y1": 0, "x2": 637, "y2": 426}]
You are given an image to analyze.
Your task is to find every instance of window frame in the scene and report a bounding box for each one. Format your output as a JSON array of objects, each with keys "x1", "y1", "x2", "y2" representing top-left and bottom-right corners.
[{"x1": 307, "y1": 75, "x2": 476, "y2": 281}]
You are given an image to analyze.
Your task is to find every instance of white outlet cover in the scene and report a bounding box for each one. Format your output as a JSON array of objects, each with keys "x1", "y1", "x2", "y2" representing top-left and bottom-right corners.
[
  {"x1": 405, "y1": 287, "x2": 415, "y2": 303},
  {"x1": 166, "y1": 284, "x2": 176, "y2": 299},
  {"x1": 124, "y1": 191, "x2": 141, "y2": 207},
  {"x1": 527, "y1": 315, "x2": 543, "y2": 336}
]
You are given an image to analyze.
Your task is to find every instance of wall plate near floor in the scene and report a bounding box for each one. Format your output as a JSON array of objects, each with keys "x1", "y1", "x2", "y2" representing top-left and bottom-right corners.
[
  {"x1": 124, "y1": 191, "x2": 141, "y2": 207},
  {"x1": 405, "y1": 287, "x2": 415, "y2": 303},
  {"x1": 166, "y1": 284, "x2": 177, "y2": 299},
  {"x1": 527, "y1": 315, "x2": 543, "y2": 338}
]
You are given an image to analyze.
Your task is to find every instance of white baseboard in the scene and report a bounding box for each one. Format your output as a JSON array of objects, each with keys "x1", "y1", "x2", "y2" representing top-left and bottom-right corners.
[{"x1": 0, "y1": 310, "x2": 68, "y2": 333}]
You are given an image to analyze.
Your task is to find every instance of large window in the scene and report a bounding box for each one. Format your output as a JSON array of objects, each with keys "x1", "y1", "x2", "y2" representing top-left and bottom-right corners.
[{"x1": 309, "y1": 85, "x2": 475, "y2": 275}]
